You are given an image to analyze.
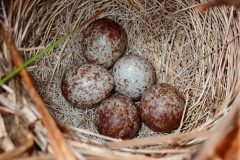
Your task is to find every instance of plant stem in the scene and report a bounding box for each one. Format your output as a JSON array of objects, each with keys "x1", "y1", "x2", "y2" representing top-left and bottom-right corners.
[{"x1": 0, "y1": 30, "x2": 76, "y2": 85}]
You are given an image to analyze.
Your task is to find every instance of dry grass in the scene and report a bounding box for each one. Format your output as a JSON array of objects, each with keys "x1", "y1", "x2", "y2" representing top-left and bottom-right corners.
[{"x1": 0, "y1": 0, "x2": 239, "y2": 159}]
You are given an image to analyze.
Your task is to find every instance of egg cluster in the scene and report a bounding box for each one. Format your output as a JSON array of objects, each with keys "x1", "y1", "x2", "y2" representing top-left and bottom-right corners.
[{"x1": 61, "y1": 18, "x2": 185, "y2": 139}]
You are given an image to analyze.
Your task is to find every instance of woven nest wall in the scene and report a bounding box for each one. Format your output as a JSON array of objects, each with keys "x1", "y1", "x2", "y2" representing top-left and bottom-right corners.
[{"x1": 0, "y1": 0, "x2": 239, "y2": 159}]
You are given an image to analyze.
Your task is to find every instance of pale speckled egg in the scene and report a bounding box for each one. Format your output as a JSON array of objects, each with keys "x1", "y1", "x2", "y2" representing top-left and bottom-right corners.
[
  {"x1": 140, "y1": 83, "x2": 185, "y2": 132},
  {"x1": 81, "y1": 18, "x2": 127, "y2": 69},
  {"x1": 112, "y1": 55, "x2": 156, "y2": 100},
  {"x1": 61, "y1": 64, "x2": 114, "y2": 109},
  {"x1": 95, "y1": 95, "x2": 140, "y2": 139}
]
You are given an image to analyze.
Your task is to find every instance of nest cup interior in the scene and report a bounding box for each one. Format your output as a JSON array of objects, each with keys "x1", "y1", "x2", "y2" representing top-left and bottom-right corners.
[{"x1": 21, "y1": 0, "x2": 238, "y2": 142}]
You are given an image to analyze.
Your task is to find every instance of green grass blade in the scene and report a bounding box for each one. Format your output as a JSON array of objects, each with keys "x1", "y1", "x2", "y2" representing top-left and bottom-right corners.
[{"x1": 0, "y1": 30, "x2": 77, "y2": 85}]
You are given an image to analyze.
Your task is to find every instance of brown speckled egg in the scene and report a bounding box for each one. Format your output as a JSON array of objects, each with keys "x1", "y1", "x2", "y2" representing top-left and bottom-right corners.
[
  {"x1": 140, "y1": 83, "x2": 185, "y2": 132},
  {"x1": 61, "y1": 64, "x2": 114, "y2": 109},
  {"x1": 95, "y1": 95, "x2": 140, "y2": 139},
  {"x1": 82, "y1": 18, "x2": 127, "y2": 69},
  {"x1": 112, "y1": 55, "x2": 156, "y2": 100}
]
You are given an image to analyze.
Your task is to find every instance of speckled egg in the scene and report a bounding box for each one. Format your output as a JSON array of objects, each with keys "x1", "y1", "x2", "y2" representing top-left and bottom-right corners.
[
  {"x1": 81, "y1": 18, "x2": 127, "y2": 69},
  {"x1": 112, "y1": 55, "x2": 156, "y2": 100},
  {"x1": 95, "y1": 95, "x2": 140, "y2": 139},
  {"x1": 61, "y1": 64, "x2": 114, "y2": 109},
  {"x1": 140, "y1": 83, "x2": 185, "y2": 132}
]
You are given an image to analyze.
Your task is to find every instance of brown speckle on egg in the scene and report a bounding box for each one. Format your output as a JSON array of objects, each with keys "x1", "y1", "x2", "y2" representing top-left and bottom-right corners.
[
  {"x1": 140, "y1": 83, "x2": 185, "y2": 132},
  {"x1": 95, "y1": 95, "x2": 140, "y2": 139},
  {"x1": 82, "y1": 18, "x2": 127, "y2": 69},
  {"x1": 61, "y1": 64, "x2": 114, "y2": 109},
  {"x1": 112, "y1": 55, "x2": 156, "y2": 100}
]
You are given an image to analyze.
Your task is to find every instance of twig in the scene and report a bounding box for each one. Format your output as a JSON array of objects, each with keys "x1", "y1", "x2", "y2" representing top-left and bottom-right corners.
[
  {"x1": 106, "y1": 130, "x2": 212, "y2": 148},
  {"x1": 0, "y1": 95, "x2": 20, "y2": 112},
  {"x1": 196, "y1": 0, "x2": 240, "y2": 12},
  {"x1": 0, "y1": 129, "x2": 34, "y2": 160},
  {"x1": 0, "y1": 105, "x2": 18, "y2": 115},
  {"x1": 196, "y1": 94, "x2": 240, "y2": 159},
  {"x1": 11, "y1": 154, "x2": 55, "y2": 160},
  {"x1": 0, "y1": 25, "x2": 76, "y2": 160},
  {"x1": 70, "y1": 141, "x2": 156, "y2": 160},
  {"x1": 0, "y1": 114, "x2": 15, "y2": 152}
]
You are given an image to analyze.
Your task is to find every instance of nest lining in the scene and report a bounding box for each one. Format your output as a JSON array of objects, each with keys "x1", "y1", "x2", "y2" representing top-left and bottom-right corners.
[{"x1": 8, "y1": 0, "x2": 238, "y2": 150}]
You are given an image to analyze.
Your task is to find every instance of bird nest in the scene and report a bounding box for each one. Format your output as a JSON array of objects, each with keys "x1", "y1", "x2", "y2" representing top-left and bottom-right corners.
[{"x1": 0, "y1": 0, "x2": 239, "y2": 159}]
